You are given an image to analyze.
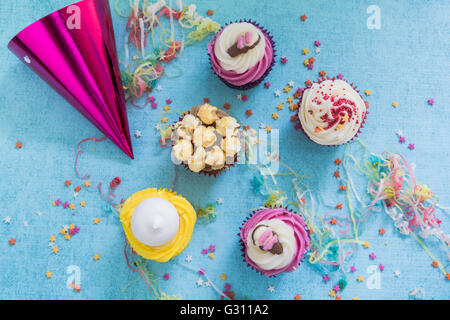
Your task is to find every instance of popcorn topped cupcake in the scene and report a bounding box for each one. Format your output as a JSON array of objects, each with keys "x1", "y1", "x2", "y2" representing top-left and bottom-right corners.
[
  {"x1": 171, "y1": 104, "x2": 241, "y2": 176},
  {"x1": 208, "y1": 21, "x2": 275, "y2": 89},
  {"x1": 297, "y1": 79, "x2": 367, "y2": 145}
]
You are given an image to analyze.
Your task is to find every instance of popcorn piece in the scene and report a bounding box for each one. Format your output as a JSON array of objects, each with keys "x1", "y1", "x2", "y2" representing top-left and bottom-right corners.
[
  {"x1": 197, "y1": 104, "x2": 219, "y2": 125},
  {"x1": 180, "y1": 114, "x2": 201, "y2": 131},
  {"x1": 215, "y1": 116, "x2": 240, "y2": 136},
  {"x1": 188, "y1": 147, "x2": 206, "y2": 173},
  {"x1": 172, "y1": 139, "x2": 193, "y2": 162},
  {"x1": 221, "y1": 136, "x2": 241, "y2": 156},
  {"x1": 193, "y1": 126, "x2": 217, "y2": 148},
  {"x1": 174, "y1": 127, "x2": 192, "y2": 141},
  {"x1": 205, "y1": 146, "x2": 225, "y2": 170}
]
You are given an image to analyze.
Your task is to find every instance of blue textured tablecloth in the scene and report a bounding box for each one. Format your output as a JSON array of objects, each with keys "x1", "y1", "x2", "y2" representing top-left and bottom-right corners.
[{"x1": 0, "y1": 0, "x2": 449, "y2": 300}]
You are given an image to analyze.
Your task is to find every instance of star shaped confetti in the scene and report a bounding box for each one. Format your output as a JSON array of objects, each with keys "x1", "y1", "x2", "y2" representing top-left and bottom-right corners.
[
  {"x1": 369, "y1": 252, "x2": 376, "y2": 260},
  {"x1": 135, "y1": 130, "x2": 142, "y2": 138},
  {"x1": 268, "y1": 285, "x2": 275, "y2": 293},
  {"x1": 274, "y1": 89, "x2": 281, "y2": 97},
  {"x1": 45, "y1": 271, "x2": 53, "y2": 278},
  {"x1": 3, "y1": 216, "x2": 11, "y2": 224},
  {"x1": 185, "y1": 255, "x2": 192, "y2": 262},
  {"x1": 93, "y1": 254, "x2": 101, "y2": 261}
]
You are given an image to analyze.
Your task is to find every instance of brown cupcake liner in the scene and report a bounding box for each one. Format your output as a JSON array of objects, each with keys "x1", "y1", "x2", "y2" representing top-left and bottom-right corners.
[
  {"x1": 294, "y1": 76, "x2": 369, "y2": 146},
  {"x1": 171, "y1": 105, "x2": 240, "y2": 177},
  {"x1": 207, "y1": 19, "x2": 276, "y2": 90}
]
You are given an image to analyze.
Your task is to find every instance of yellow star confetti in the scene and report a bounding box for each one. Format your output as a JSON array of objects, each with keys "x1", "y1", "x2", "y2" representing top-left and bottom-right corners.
[
  {"x1": 45, "y1": 271, "x2": 52, "y2": 278},
  {"x1": 283, "y1": 86, "x2": 291, "y2": 93},
  {"x1": 93, "y1": 218, "x2": 100, "y2": 224},
  {"x1": 357, "y1": 275, "x2": 364, "y2": 282},
  {"x1": 64, "y1": 234, "x2": 71, "y2": 240},
  {"x1": 49, "y1": 235, "x2": 56, "y2": 242},
  {"x1": 59, "y1": 229, "x2": 66, "y2": 235},
  {"x1": 93, "y1": 254, "x2": 101, "y2": 261},
  {"x1": 220, "y1": 274, "x2": 227, "y2": 280},
  {"x1": 69, "y1": 224, "x2": 75, "y2": 230},
  {"x1": 303, "y1": 59, "x2": 309, "y2": 66},
  {"x1": 163, "y1": 105, "x2": 170, "y2": 111},
  {"x1": 272, "y1": 113, "x2": 279, "y2": 120},
  {"x1": 363, "y1": 241, "x2": 370, "y2": 248},
  {"x1": 84, "y1": 180, "x2": 91, "y2": 187},
  {"x1": 302, "y1": 48, "x2": 309, "y2": 55},
  {"x1": 266, "y1": 126, "x2": 272, "y2": 133},
  {"x1": 289, "y1": 104, "x2": 296, "y2": 111},
  {"x1": 52, "y1": 246, "x2": 59, "y2": 254},
  {"x1": 208, "y1": 253, "x2": 215, "y2": 259},
  {"x1": 364, "y1": 90, "x2": 371, "y2": 96},
  {"x1": 80, "y1": 201, "x2": 86, "y2": 207},
  {"x1": 161, "y1": 117, "x2": 168, "y2": 123},
  {"x1": 287, "y1": 96, "x2": 294, "y2": 103},
  {"x1": 352, "y1": 297, "x2": 360, "y2": 300},
  {"x1": 329, "y1": 290, "x2": 336, "y2": 297},
  {"x1": 392, "y1": 102, "x2": 398, "y2": 108},
  {"x1": 69, "y1": 203, "x2": 75, "y2": 210},
  {"x1": 276, "y1": 104, "x2": 284, "y2": 110}
]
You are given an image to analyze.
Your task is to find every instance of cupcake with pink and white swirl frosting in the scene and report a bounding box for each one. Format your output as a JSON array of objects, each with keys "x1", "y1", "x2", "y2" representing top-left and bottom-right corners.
[
  {"x1": 207, "y1": 21, "x2": 275, "y2": 89},
  {"x1": 239, "y1": 207, "x2": 310, "y2": 277}
]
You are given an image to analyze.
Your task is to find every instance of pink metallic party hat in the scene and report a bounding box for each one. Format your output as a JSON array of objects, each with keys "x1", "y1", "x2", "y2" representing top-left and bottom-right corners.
[{"x1": 8, "y1": 0, "x2": 134, "y2": 159}]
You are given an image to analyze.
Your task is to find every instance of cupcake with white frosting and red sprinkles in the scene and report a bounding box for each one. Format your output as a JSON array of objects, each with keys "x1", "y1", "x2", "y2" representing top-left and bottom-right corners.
[{"x1": 297, "y1": 78, "x2": 368, "y2": 146}]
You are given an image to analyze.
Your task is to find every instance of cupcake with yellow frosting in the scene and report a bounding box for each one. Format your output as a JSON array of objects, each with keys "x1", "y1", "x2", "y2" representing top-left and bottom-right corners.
[
  {"x1": 296, "y1": 78, "x2": 368, "y2": 146},
  {"x1": 120, "y1": 188, "x2": 196, "y2": 262},
  {"x1": 171, "y1": 103, "x2": 241, "y2": 176}
]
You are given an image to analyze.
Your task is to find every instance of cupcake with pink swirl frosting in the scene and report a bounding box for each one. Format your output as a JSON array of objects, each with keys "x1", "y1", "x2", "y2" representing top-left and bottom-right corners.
[
  {"x1": 239, "y1": 207, "x2": 310, "y2": 277},
  {"x1": 207, "y1": 20, "x2": 275, "y2": 90}
]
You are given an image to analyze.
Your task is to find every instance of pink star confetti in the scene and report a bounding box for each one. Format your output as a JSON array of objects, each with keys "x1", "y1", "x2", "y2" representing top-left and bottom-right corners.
[
  {"x1": 69, "y1": 226, "x2": 80, "y2": 235},
  {"x1": 148, "y1": 96, "x2": 156, "y2": 103},
  {"x1": 314, "y1": 40, "x2": 321, "y2": 47},
  {"x1": 281, "y1": 56, "x2": 288, "y2": 64},
  {"x1": 151, "y1": 102, "x2": 158, "y2": 109},
  {"x1": 323, "y1": 274, "x2": 330, "y2": 282},
  {"x1": 166, "y1": 99, "x2": 172, "y2": 105},
  {"x1": 408, "y1": 144, "x2": 415, "y2": 150},
  {"x1": 369, "y1": 253, "x2": 376, "y2": 260},
  {"x1": 54, "y1": 199, "x2": 62, "y2": 206},
  {"x1": 379, "y1": 264, "x2": 385, "y2": 271},
  {"x1": 242, "y1": 95, "x2": 248, "y2": 102},
  {"x1": 427, "y1": 98, "x2": 434, "y2": 106},
  {"x1": 350, "y1": 265, "x2": 356, "y2": 273},
  {"x1": 163, "y1": 273, "x2": 170, "y2": 280},
  {"x1": 399, "y1": 136, "x2": 406, "y2": 143},
  {"x1": 62, "y1": 202, "x2": 69, "y2": 209},
  {"x1": 333, "y1": 285, "x2": 340, "y2": 292},
  {"x1": 264, "y1": 82, "x2": 271, "y2": 88},
  {"x1": 209, "y1": 244, "x2": 216, "y2": 252},
  {"x1": 307, "y1": 63, "x2": 314, "y2": 70},
  {"x1": 337, "y1": 73, "x2": 344, "y2": 80},
  {"x1": 198, "y1": 269, "x2": 205, "y2": 275},
  {"x1": 201, "y1": 249, "x2": 208, "y2": 255}
]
